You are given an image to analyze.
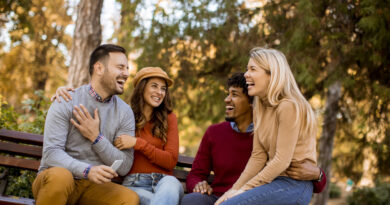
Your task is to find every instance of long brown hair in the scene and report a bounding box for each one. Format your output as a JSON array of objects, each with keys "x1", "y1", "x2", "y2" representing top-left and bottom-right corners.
[{"x1": 130, "y1": 78, "x2": 173, "y2": 143}]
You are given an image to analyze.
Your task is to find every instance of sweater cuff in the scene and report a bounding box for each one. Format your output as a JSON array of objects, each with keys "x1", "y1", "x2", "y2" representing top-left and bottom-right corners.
[
  {"x1": 92, "y1": 136, "x2": 111, "y2": 153},
  {"x1": 92, "y1": 133, "x2": 104, "y2": 145},
  {"x1": 133, "y1": 137, "x2": 147, "y2": 150},
  {"x1": 72, "y1": 162, "x2": 90, "y2": 179},
  {"x1": 313, "y1": 168, "x2": 327, "y2": 193},
  {"x1": 83, "y1": 165, "x2": 92, "y2": 179}
]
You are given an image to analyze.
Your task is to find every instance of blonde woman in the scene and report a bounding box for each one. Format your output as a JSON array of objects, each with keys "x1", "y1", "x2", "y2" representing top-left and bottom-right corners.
[{"x1": 216, "y1": 47, "x2": 318, "y2": 205}]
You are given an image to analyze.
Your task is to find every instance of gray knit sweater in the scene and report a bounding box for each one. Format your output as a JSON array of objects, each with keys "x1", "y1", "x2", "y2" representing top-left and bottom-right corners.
[{"x1": 39, "y1": 85, "x2": 135, "y2": 178}]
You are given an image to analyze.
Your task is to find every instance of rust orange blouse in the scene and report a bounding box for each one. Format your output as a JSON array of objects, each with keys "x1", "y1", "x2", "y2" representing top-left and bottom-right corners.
[{"x1": 128, "y1": 113, "x2": 179, "y2": 175}]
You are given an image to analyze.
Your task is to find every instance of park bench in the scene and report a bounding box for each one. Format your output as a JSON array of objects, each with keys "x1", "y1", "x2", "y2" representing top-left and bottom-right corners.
[{"x1": 0, "y1": 129, "x2": 208, "y2": 205}]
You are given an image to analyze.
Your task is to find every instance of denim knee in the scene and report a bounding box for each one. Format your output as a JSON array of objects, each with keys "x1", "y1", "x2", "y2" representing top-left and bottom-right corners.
[
  {"x1": 221, "y1": 177, "x2": 313, "y2": 205},
  {"x1": 157, "y1": 176, "x2": 183, "y2": 192},
  {"x1": 181, "y1": 192, "x2": 218, "y2": 205},
  {"x1": 152, "y1": 175, "x2": 184, "y2": 205},
  {"x1": 129, "y1": 187, "x2": 153, "y2": 205}
]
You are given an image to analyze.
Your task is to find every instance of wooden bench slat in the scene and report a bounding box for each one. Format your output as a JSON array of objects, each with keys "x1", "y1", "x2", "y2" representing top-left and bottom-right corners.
[
  {"x1": 0, "y1": 129, "x2": 194, "y2": 167},
  {"x1": 0, "y1": 196, "x2": 35, "y2": 205},
  {"x1": 173, "y1": 169, "x2": 190, "y2": 182},
  {"x1": 0, "y1": 129, "x2": 43, "y2": 146},
  {"x1": 177, "y1": 155, "x2": 194, "y2": 168},
  {"x1": 0, "y1": 156, "x2": 40, "y2": 171},
  {"x1": 0, "y1": 142, "x2": 42, "y2": 158}
]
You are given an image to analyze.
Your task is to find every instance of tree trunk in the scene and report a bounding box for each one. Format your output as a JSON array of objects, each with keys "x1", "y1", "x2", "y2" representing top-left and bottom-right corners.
[
  {"x1": 67, "y1": 0, "x2": 103, "y2": 88},
  {"x1": 313, "y1": 81, "x2": 341, "y2": 205}
]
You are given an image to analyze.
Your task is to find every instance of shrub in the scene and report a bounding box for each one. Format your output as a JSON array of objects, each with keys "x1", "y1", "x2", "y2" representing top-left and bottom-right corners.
[
  {"x1": 348, "y1": 182, "x2": 390, "y2": 205},
  {"x1": 0, "y1": 91, "x2": 49, "y2": 198},
  {"x1": 329, "y1": 182, "x2": 342, "y2": 198},
  {"x1": 0, "y1": 95, "x2": 19, "y2": 130}
]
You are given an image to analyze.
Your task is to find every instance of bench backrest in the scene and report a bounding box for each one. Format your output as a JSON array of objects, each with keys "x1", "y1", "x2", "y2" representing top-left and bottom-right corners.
[
  {"x1": 0, "y1": 129, "x2": 43, "y2": 171},
  {"x1": 0, "y1": 129, "x2": 200, "y2": 184},
  {"x1": 0, "y1": 129, "x2": 216, "y2": 204}
]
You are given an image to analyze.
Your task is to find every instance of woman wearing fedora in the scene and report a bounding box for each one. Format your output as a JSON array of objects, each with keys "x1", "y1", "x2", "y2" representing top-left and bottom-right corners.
[
  {"x1": 117, "y1": 67, "x2": 183, "y2": 205},
  {"x1": 53, "y1": 67, "x2": 183, "y2": 205}
]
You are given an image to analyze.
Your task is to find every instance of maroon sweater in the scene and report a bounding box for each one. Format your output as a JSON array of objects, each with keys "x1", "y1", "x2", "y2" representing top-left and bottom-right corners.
[
  {"x1": 186, "y1": 122, "x2": 253, "y2": 196},
  {"x1": 186, "y1": 122, "x2": 327, "y2": 196}
]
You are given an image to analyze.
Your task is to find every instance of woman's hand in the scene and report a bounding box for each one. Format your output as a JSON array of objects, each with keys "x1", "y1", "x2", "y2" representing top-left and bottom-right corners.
[
  {"x1": 214, "y1": 189, "x2": 243, "y2": 205},
  {"x1": 114, "y1": 135, "x2": 137, "y2": 150},
  {"x1": 51, "y1": 86, "x2": 74, "y2": 102}
]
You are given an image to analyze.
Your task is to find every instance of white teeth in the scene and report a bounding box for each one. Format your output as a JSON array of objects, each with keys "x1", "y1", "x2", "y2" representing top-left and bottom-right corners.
[
  {"x1": 226, "y1": 106, "x2": 234, "y2": 110},
  {"x1": 153, "y1": 97, "x2": 160, "y2": 101}
]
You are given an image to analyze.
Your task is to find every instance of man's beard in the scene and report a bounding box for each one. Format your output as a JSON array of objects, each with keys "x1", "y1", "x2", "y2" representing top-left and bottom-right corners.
[
  {"x1": 225, "y1": 117, "x2": 235, "y2": 122},
  {"x1": 101, "y1": 75, "x2": 123, "y2": 96}
]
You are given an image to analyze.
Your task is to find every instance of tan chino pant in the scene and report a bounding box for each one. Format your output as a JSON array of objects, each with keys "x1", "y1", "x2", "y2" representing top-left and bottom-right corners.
[{"x1": 32, "y1": 167, "x2": 139, "y2": 205}]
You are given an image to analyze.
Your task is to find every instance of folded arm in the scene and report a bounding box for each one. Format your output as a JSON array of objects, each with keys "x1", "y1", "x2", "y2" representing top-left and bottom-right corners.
[
  {"x1": 134, "y1": 114, "x2": 179, "y2": 170},
  {"x1": 43, "y1": 101, "x2": 90, "y2": 178}
]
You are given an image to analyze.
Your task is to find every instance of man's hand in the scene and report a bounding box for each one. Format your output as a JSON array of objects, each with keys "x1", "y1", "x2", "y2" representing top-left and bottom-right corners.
[
  {"x1": 87, "y1": 165, "x2": 118, "y2": 184},
  {"x1": 193, "y1": 180, "x2": 213, "y2": 195},
  {"x1": 286, "y1": 160, "x2": 321, "y2": 181},
  {"x1": 114, "y1": 135, "x2": 136, "y2": 150},
  {"x1": 51, "y1": 86, "x2": 74, "y2": 102},
  {"x1": 70, "y1": 105, "x2": 100, "y2": 142}
]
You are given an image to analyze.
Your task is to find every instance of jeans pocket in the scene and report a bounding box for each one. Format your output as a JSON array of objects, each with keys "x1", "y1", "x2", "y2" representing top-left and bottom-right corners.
[
  {"x1": 122, "y1": 176, "x2": 135, "y2": 187},
  {"x1": 133, "y1": 176, "x2": 153, "y2": 189}
]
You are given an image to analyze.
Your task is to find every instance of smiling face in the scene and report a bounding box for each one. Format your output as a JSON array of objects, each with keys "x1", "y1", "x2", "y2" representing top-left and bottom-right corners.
[
  {"x1": 143, "y1": 77, "x2": 167, "y2": 109},
  {"x1": 245, "y1": 58, "x2": 271, "y2": 98},
  {"x1": 100, "y1": 52, "x2": 129, "y2": 95},
  {"x1": 225, "y1": 86, "x2": 252, "y2": 122}
]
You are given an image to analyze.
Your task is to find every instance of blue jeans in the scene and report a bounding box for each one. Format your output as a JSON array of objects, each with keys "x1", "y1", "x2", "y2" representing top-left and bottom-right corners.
[
  {"x1": 181, "y1": 192, "x2": 219, "y2": 205},
  {"x1": 221, "y1": 176, "x2": 313, "y2": 205},
  {"x1": 123, "y1": 173, "x2": 184, "y2": 205}
]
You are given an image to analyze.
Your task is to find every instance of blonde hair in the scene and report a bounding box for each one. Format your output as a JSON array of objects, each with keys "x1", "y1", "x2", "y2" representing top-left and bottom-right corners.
[{"x1": 250, "y1": 47, "x2": 317, "y2": 138}]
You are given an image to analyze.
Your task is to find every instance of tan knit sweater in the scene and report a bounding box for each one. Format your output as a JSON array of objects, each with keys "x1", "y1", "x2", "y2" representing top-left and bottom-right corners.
[{"x1": 232, "y1": 100, "x2": 317, "y2": 191}]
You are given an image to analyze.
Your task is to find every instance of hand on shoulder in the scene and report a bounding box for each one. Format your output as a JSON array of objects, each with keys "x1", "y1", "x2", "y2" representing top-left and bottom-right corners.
[{"x1": 51, "y1": 86, "x2": 75, "y2": 102}]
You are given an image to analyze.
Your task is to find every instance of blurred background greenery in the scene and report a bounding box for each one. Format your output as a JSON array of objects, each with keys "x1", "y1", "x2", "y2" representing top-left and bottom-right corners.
[{"x1": 1, "y1": 0, "x2": 389, "y2": 204}]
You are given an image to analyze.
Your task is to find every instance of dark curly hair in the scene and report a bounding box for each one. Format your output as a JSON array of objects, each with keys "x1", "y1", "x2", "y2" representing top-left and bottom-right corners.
[{"x1": 227, "y1": 72, "x2": 253, "y2": 103}]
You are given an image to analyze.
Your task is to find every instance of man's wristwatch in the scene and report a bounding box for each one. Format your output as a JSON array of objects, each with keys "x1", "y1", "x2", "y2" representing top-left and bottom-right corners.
[{"x1": 317, "y1": 169, "x2": 323, "y2": 182}]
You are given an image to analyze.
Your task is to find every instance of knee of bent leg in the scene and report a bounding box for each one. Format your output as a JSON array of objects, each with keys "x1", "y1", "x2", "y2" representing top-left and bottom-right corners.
[
  {"x1": 115, "y1": 188, "x2": 140, "y2": 205},
  {"x1": 181, "y1": 192, "x2": 204, "y2": 205},
  {"x1": 44, "y1": 167, "x2": 74, "y2": 188},
  {"x1": 159, "y1": 176, "x2": 184, "y2": 194}
]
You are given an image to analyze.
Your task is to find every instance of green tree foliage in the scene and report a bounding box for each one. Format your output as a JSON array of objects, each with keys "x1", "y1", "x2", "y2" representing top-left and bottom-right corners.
[
  {"x1": 115, "y1": 3, "x2": 390, "y2": 201},
  {"x1": 0, "y1": 0, "x2": 72, "y2": 108},
  {"x1": 260, "y1": 0, "x2": 389, "y2": 203},
  {"x1": 116, "y1": 0, "x2": 265, "y2": 154},
  {"x1": 262, "y1": 0, "x2": 390, "y2": 177}
]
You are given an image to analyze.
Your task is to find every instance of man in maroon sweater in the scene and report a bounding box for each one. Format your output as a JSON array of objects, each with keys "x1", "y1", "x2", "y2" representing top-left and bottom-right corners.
[{"x1": 181, "y1": 73, "x2": 326, "y2": 205}]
